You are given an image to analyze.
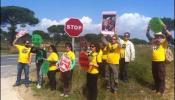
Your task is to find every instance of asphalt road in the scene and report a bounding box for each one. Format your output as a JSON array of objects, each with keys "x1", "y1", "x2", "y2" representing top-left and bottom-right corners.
[
  {"x1": 1, "y1": 52, "x2": 79, "y2": 78},
  {"x1": 1, "y1": 55, "x2": 19, "y2": 78},
  {"x1": 1, "y1": 54, "x2": 36, "y2": 78}
]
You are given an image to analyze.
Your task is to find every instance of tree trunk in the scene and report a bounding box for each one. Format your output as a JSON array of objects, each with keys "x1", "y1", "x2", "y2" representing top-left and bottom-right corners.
[{"x1": 8, "y1": 24, "x2": 17, "y2": 46}]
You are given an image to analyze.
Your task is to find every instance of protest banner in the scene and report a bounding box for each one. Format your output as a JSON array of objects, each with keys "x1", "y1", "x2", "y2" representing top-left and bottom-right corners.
[
  {"x1": 16, "y1": 29, "x2": 28, "y2": 38},
  {"x1": 101, "y1": 11, "x2": 116, "y2": 35},
  {"x1": 58, "y1": 54, "x2": 71, "y2": 72}
]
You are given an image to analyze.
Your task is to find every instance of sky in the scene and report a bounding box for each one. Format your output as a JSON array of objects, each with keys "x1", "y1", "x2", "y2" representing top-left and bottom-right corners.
[{"x1": 1, "y1": 0, "x2": 174, "y2": 40}]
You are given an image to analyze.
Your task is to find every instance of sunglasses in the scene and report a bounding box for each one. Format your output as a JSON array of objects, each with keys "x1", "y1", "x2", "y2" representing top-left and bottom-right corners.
[
  {"x1": 90, "y1": 45, "x2": 95, "y2": 48},
  {"x1": 112, "y1": 38, "x2": 116, "y2": 40}
]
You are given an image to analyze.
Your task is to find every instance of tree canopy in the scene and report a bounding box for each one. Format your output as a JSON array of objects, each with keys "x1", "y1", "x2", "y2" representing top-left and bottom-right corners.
[
  {"x1": 1, "y1": 6, "x2": 39, "y2": 45},
  {"x1": 47, "y1": 25, "x2": 71, "y2": 45},
  {"x1": 1, "y1": 6, "x2": 39, "y2": 26}
]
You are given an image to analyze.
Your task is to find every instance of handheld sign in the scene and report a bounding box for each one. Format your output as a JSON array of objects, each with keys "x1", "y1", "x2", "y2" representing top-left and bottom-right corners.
[
  {"x1": 101, "y1": 11, "x2": 116, "y2": 35},
  {"x1": 79, "y1": 51, "x2": 90, "y2": 72},
  {"x1": 32, "y1": 34, "x2": 43, "y2": 47},
  {"x1": 65, "y1": 18, "x2": 83, "y2": 51},
  {"x1": 65, "y1": 18, "x2": 83, "y2": 37},
  {"x1": 58, "y1": 54, "x2": 71, "y2": 72},
  {"x1": 149, "y1": 17, "x2": 165, "y2": 33},
  {"x1": 16, "y1": 29, "x2": 27, "y2": 38}
]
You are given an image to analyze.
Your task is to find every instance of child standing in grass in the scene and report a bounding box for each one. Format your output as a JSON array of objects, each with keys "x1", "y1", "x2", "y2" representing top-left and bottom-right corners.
[
  {"x1": 86, "y1": 42, "x2": 100, "y2": 100},
  {"x1": 60, "y1": 42, "x2": 76, "y2": 97}
]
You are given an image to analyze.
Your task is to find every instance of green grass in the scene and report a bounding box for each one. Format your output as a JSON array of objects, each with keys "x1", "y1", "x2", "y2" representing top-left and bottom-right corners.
[{"x1": 23, "y1": 45, "x2": 175, "y2": 100}]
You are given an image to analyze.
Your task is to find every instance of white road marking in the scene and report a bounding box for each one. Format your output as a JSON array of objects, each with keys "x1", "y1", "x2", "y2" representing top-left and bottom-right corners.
[
  {"x1": 1, "y1": 54, "x2": 18, "y2": 57},
  {"x1": 1, "y1": 63, "x2": 35, "y2": 68},
  {"x1": 7, "y1": 58, "x2": 18, "y2": 60},
  {"x1": 1, "y1": 65, "x2": 13, "y2": 68}
]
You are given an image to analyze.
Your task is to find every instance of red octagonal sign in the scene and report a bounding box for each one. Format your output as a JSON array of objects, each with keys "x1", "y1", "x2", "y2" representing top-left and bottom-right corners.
[{"x1": 65, "y1": 18, "x2": 83, "y2": 37}]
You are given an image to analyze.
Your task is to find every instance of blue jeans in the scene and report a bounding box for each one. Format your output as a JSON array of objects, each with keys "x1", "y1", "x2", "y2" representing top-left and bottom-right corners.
[{"x1": 16, "y1": 62, "x2": 30, "y2": 84}]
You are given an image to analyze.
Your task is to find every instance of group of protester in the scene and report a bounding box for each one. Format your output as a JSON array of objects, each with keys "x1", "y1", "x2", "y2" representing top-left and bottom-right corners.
[{"x1": 12, "y1": 24, "x2": 173, "y2": 100}]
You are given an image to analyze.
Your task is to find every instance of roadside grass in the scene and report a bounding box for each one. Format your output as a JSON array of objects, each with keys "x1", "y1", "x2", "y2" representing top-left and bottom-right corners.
[{"x1": 13, "y1": 45, "x2": 175, "y2": 100}]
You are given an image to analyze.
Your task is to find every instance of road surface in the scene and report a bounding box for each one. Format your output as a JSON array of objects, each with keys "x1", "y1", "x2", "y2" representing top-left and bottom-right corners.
[{"x1": 1, "y1": 54, "x2": 19, "y2": 78}]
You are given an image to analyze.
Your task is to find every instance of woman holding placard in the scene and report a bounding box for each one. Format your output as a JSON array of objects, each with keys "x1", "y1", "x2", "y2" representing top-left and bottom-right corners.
[
  {"x1": 86, "y1": 42, "x2": 100, "y2": 100},
  {"x1": 59, "y1": 42, "x2": 76, "y2": 97}
]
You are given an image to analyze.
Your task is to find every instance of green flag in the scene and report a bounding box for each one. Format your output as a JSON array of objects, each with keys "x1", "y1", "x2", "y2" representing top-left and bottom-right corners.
[
  {"x1": 149, "y1": 17, "x2": 165, "y2": 33},
  {"x1": 40, "y1": 60, "x2": 50, "y2": 76},
  {"x1": 32, "y1": 34, "x2": 43, "y2": 47}
]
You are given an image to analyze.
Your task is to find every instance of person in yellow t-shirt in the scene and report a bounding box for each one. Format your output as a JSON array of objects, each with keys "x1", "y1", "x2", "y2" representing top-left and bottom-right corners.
[
  {"x1": 101, "y1": 44, "x2": 108, "y2": 77},
  {"x1": 97, "y1": 43, "x2": 103, "y2": 77},
  {"x1": 47, "y1": 44, "x2": 59, "y2": 91},
  {"x1": 101, "y1": 34, "x2": 121, "y2": 94},
  {"x1": 86, "y1": 42, "x2": 100, "y2": 100},
  {"x1": 12, "y1": 36, "x2": 32, "y2": 88},
  {"x1": 146, "y1": 24, "x2": 173, "y2": 95},
  {"x1": 60, "y1": 42, "x2": 76, "y2": 97}
]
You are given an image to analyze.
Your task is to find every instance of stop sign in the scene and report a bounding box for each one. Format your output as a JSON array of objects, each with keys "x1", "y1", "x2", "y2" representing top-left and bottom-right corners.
[{"x1": 65, "y1": 18, "x2": 83, "y2": 37}]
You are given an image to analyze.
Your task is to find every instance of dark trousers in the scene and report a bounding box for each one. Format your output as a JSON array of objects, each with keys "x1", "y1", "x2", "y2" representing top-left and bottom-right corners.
[
  {"x1": 119, "y1": 58, "x2": 129, "y2": 81},
  {"x1": 47, "y1": 70, "x2": 57, "y2": 90},
  {"x1": 16, "y1": 62, "x2": 30, "y2": 84},
  {"x1": 61, "y1": 70, "x2": 72, "y2": 94},
  {"x1": 99, "y1": 60, "x2": 107, "y2": 77},
  {"x1": 152, "y1": 61, "x2": 166, "y2": 93},
  {"x1": 87, "y1": 73, "x2": 98, "y2": 100},
  {"x1": 36, "y1": 60, "x2": 43, "y2": 84}
]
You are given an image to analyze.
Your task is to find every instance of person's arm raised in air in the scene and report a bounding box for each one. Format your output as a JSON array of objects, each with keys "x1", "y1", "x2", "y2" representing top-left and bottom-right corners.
[
  {"x1": 12, "y1": 36, "x2": 20, "y2": 47},
  {"x1": 146, "y1": 24, "x2": 153, "y2": 42},
  {"x1": 162, "y1": 25, "x2": 173, "y2": 44}
]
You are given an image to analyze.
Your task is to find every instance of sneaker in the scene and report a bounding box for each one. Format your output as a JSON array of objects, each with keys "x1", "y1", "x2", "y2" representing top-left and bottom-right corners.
[
  {"x1": 25, "y1": 84, "x2": 29, "y2": 88},
  {"x1": 156, "y1": 92, "x2": 161, "y2": 96},
  {"x1": 13, "y1": 83, "x2": 20, "y2": 87},
  {"x1": 60, "y1": 93, "x2": 64, "y2": 97},
  {"x1": 113, "y1": 90, "x2": 117, "y2": 94},
  {"x1": 36, "y1": 84, "x2": 41, "y2": 89},
  {"x1": 106, "y1": 88, "x2": 110, "y2": 92},
  {"x1": 64, "y1": 94, "x2": 69, "y2": 97}
]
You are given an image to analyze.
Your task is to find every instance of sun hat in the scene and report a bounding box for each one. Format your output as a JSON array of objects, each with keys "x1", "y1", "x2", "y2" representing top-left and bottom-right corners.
[{"x1": 154, "y1": 32, "x2": 165, "y2": 37}]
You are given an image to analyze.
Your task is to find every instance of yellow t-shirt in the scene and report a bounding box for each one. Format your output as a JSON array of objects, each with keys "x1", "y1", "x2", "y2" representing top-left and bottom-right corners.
[
  {"x1": 47, "y1": 52, "x2": 59, "y2": 71},
  {"x1": 88, "y1": 52, "x2": 99, "y2": 74},
  {"x1": 97, "y1": 49, "x2": 103, "y2": 63},
  {"x1": 107, "y1": 43, "x2": 121, "y2": 64},
  {"x1": 102, "y1": 46, "x2": 108, "y2": 60},
  {"x1": 120, "y1": 41, "x2": 127, "y2": 58},
  {"x1": 64, "y1": 51, "x2": 75, "y2": 61},
  {"x1": 152, "y1": 39, "x2": 167, "y2": 61},
  {"x1": 15, "y1": 45, "x2": 31, "y2": 63}
]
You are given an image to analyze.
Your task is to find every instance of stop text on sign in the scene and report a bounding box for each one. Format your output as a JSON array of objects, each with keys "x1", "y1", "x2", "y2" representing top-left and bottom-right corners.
[
  {"x1": 66, "y1": 25, "x2": 82, "y2": 30},
  {"x1": 64, "y1": 18, "x2": 83, "y2": 37}
]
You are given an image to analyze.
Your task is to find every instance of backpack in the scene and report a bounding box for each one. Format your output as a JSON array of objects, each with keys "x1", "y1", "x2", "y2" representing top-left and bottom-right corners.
[{"x1": 165, "y1": 47, "x2": 174, "y2": 63}]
